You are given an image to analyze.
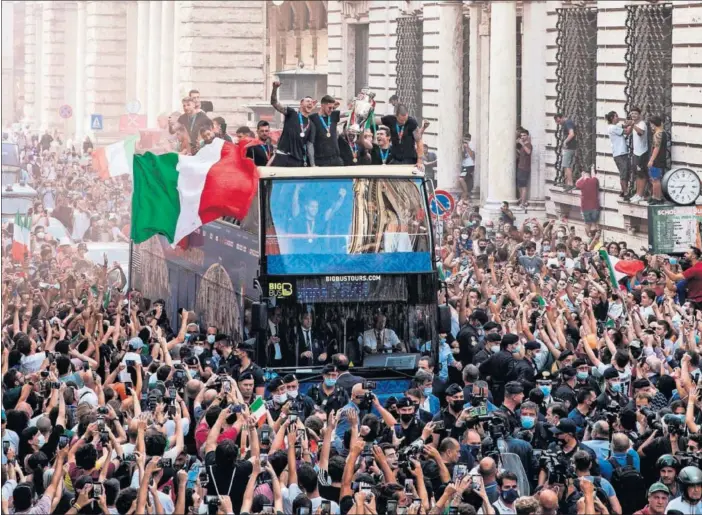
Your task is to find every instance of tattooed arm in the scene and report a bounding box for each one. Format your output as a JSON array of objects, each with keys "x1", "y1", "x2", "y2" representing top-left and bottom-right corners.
[
  {"x1": 306, "y1": 142, "x2": 316, "y2": 167},
  {"x1": 271, "y1": 81, "x2": 286, "y2": 115},
  {"x1": 413, "y1": 127, "x2": 425, "y2": 168}
]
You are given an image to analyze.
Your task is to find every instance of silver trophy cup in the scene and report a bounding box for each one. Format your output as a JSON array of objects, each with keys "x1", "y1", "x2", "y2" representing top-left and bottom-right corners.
[{"x1": 348, "y1": 88, "x2": 376, "y2": 140}]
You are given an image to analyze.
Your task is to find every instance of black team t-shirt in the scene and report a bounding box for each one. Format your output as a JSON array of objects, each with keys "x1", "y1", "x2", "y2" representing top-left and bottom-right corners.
[
  {"x1": 246, "y1": 142, "x2": 274, "y2": 167},
  {"x1": 339, "y1": 137, "x2": 371, "y2": 166},
  {"x1": 370, "y1": 144, "x2": 397, "y2": 165},
  {"x1": 309, "y1": 111, "x2": 341, "y2": 160},
  {"x1": 278, "y1": 107, "x2": 316, "y2": 164},
  {"x1": 381, "y1": 115, "x2": 419, "y2": 163}
]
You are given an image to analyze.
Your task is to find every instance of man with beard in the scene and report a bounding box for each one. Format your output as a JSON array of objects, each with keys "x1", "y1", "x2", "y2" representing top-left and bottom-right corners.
[
  {"x1": 270, "y1": 80, "x2": 316, "y2": 167},
  {"x1": 499, "y1": 382, "x2": 525, "y2": 434},
  {"x1": 540, "y1": 419, "x2": 600, "y2": 482},
  {"x1": 246, "y1": 120, "x2": 274, "y2": 166},
  {"x1": 567, "y1": 388, "x2": 596, "y2": 437},
  {"x1": 309, "y1": 95, "x2": 342, "y2": 166},
  {"x1": 381, "y1": 104, "x2": 424, "y2": 167}
]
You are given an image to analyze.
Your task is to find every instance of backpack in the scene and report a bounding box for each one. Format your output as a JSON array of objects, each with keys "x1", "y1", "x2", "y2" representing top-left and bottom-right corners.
[
  {"x1": 607, "y1": 454, "x2": 646, "y2": 513},
  {"x1": 592, "y1": 477, "x2": 613, "y2": 514}
]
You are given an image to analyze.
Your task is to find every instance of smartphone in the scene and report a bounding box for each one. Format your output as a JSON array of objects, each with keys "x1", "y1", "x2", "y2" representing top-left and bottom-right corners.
[
  {"x1": 289, "y1": 414, "x2": 298, "y2": 423},
  {"x1": 260, "y1": 453, "x2": 268, "y2": 467},
  {"x1": 386, "y1": 500, "x2": 398, "y2": 515},
  {"x1": 296, "y1": 508, "x2": 311, "y2": 515},
  {"x1": 453, "y1": 464, "x2": 468, "y2": 482},
  {"x1": 471, "y1": 474, "x2": 482, "y2": 491},
  {"x1": 320, "y1": 500, "x2": 332, "y2": 515},
  {"x1": 158, "y1": 458, "x2": 172, "y2": 468},
  {"x1": 222, "y1": 381, "x2": 231, "y2": 393},
  {"x1": 96, "y1": 417, "x2": 106, "y2": 431},
  {"x1": 394, "y1": 423, "x2": 402, "y2": 437},
  {"x1": 82, "y1": 361, "x2": 90, "y2": 371},
  {"x1": 168, "y1": 405, "x2": 176, "y2": 418},
  {"x1": 199, "y1": 469, "x2": 209, "y2": 487},
  {"x1": 125, "y1": 360, "x2": 135, "y2": 367},
  {"x1": 404, "y1": 478, "x2": 413, "y2": 494},
  {"x1": 58, "y1": 435, "x2": 70, "y2": 449},
  {"x1": 260, "y1": 429, "x2": 271, "y2": 443},
  {"x1": 2, "y1": 441, "x2": 10, "y2": 454},
  {"x1": 92, "y1": 483, "x2": 103, "y2": 499}
]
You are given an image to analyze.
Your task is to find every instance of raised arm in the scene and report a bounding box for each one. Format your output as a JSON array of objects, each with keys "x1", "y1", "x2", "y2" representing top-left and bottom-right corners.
[{"x1": 271, "y1": 81, "x2": 286, "y2": 115}]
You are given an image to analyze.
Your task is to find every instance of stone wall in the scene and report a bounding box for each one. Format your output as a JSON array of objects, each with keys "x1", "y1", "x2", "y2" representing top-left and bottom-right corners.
[{"x1": 178, "y1": 0, "x2": 267, "y2": 128}]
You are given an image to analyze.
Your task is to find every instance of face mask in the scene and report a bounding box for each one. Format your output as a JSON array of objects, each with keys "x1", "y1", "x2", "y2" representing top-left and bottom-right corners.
[
  {"x1": 611, "y1": 382, "x2": 622, "y2": 393},
  {"x1": 451, "y1": 400, "x2": 464, "y2": 412},
  {"x1": 501, "y1": 489, "x2": 519, "y2": 504},
  {"x1": 521, "y1": 416, "x2": 536, "y2": 429},
  {"x1": 184, "y1": 334, "x2": 193, "y2": 343},
  {"x1": 467, "y1": 444, "x2": 480, "y2": 459},
  {"x1": 557, "y1": 233, "x2": 566, "y2": 239},
  {"x1": 192, "y1": 345, "x2": 204, "y2": 356},
  {"x1": 461, "y1": 234, "x2": 469, "y2": 241},
  {"x1": 324, "y1": 378, "x2": 337, "y2": 388},
  {"x1": 512, "y1": 346, "x2": 522, "y2": 355},
  {"x1": 273, "y1": 393, "x2": 287, "y2": 404},
  {"x1": 287, "y1": 389, "x2": 299, "y2": 399},
  {"x1": 439, "y1": 337, "x2": 447, "y2": 345},
  {"x1": 490, "y1": 345, "x2": 501, "y2": 354},
  {"x1": 577, "y1": 371, "x2": 589, "y2": 381},
  {"x1": 539, "y1": 385, "x2": 552, "y2": 397},
  {"x1": 37, "y1": 434, "x2": 46, "y2": 448},
  {"x1": 207, "y1": 335, "x2": 215, "y2": 344},
  {"x1": 400, "y1": 413, "x2": 414, "y2": 424}
]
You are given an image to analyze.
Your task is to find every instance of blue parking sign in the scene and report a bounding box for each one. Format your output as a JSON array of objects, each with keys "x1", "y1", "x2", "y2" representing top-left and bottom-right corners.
[{"x1": 90, "y1": 114, "x2": 103, "y2": 131}]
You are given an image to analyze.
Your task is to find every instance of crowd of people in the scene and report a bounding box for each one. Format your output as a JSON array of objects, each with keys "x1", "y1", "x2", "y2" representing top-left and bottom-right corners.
[{"x1": 3, "y1": 86, "x2": 702, "y2": 515}]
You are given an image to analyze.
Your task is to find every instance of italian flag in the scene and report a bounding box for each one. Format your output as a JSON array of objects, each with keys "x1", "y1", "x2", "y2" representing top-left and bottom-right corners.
[
  {"x1": 250, "y1": 396, "x2": 268, "y2": 426},
  {"x1": 92, "y1": 136, "x2": 138, "y2": 180},
  {"x1": 131, "y1": 138, "x2": 259, "y2": 245},
  {"x1": 12, "y1": 212, "x2": 31, "y2": 262},
  {"x1": 598, "y1": 249, "x2": 645, "y2": 289}
]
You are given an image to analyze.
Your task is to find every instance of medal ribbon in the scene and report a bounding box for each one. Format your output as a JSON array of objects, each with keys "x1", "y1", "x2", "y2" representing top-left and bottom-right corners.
[
  {"x1": 320, "y1": 115, "x2": 331, "y2": 135},
  {"x1": 380, "y1": 146, "x2": 391, "y2": 164},
  {"x1": 396, "y1": 123, "x2": 405, "y2": 140},
  {"x1": 298, "y1": 112, "x2": 309, "y2": 135}
]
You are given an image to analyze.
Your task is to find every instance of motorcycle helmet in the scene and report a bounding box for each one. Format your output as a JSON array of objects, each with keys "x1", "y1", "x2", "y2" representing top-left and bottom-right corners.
[
  {"x1": 678, "y1": 465, "x2": 702, "y2": 502},
  {"x1": 656, "y1": 454, "x2": 681, "y2": 473}
]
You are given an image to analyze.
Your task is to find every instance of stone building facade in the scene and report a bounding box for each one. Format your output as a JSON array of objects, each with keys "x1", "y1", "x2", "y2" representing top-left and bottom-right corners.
[{"x1": 3, "y1": 0, "x2": 701, "y2": 247}]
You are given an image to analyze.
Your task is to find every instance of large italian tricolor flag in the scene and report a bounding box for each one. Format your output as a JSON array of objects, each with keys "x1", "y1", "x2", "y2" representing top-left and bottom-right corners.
[
  {"x1": 12, "y1": 212, "x2": 31, "y2": 262},
  {"x1": 131, "y1": 138, "x2": 259, "y2": 245},
  {"x1": 92, "y1": 136, "x2": 138, "y2": 180},
  {"x1": 598, "y1": 249, "x2": 645, "y2": 289}
]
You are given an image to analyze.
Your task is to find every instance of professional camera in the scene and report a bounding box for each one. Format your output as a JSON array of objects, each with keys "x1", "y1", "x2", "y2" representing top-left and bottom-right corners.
[
  {"x1": 675, "y1": 452, "x2": 702, "y2": 469},
  {"x1": 539, "y1": 449, "x2": 574, "y2": 485},
  {"x1": 597, "y1": 401, "x2": 621, "y2": 424},
  {"x1": 666, "y1": 415, "x2": 687, "y2": 437},
  {"x1": 397, "y1": 438, "x2": 425, "y2": 472},
  {"x1": 640, "y1": 407, "x2": 663, "y2": 432}
]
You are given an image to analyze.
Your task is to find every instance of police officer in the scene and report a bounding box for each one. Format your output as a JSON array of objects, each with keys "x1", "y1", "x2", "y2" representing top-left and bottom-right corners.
[
  {"x1": 478, "y1": 333, "x2": 520, "y2": 406},
  {"x1": 305, "y1": 364, "x2": 349, "y2": 414}
]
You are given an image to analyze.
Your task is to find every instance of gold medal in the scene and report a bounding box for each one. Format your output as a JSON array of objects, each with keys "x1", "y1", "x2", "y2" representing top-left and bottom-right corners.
[
  {"x1": 353, "y1": 157, "x2": 358, "y2": 163},
  {"x1": 326, "y1": 131, "x2": 331, "y2": 138},
  {"x1": 299, "y1": 131, "x2": 305, "y2": 138}
]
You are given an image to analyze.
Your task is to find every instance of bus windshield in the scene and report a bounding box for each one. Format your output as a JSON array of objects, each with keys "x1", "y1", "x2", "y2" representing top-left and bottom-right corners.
[{"x1": 263, "y1": 177, "x2": 432, "y2": 275}]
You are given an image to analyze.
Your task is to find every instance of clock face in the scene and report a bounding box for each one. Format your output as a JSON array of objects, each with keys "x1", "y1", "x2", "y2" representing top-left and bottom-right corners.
[{"x1": 666, "y1": 168, "x2": 701, "y2": 205}]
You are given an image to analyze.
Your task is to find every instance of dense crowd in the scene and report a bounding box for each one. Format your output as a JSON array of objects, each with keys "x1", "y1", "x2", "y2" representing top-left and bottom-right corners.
[{"x1": 3, "y1": 94, "x2": 702, "y2": 515}]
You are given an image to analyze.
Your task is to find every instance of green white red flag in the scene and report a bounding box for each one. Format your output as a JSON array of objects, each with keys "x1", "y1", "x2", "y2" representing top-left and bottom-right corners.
[{"x1": 12, "y1": 212, "x2": 31, "y2": 262}]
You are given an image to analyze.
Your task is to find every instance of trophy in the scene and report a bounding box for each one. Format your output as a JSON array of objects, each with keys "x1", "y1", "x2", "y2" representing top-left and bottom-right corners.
[{"x1": 348, "y1": 87, "x2": 376, "y2": 141}]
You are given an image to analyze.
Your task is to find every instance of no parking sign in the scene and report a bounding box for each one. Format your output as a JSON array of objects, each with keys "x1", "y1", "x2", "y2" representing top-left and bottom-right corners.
[{"x1": 429, "y1": 190, "x2": 455, "y2": 220}]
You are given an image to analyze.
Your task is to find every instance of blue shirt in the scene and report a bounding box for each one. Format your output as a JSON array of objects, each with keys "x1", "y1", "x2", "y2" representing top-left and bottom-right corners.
[
  {"x1": 567, "y1": 408, "x2": 588, "y2": 437},
  {"x1": 335, "y1": 402, "x2": 360, "y2": 442},
  {"x1": 598, "y1": 450, "x2": 640, "y2": 481},
  {"x1": 585, "y1": 476, "x2": 615, "y2": 498},
  {"x1": 438, "y1": 343, "x2": 455, "y2": 381}
]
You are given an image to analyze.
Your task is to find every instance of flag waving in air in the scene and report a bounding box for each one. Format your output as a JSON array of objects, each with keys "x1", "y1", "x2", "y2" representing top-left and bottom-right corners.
[
  {"x1": 130, "y1": 138, "x2": 259, "y2": 245},
  {"x1": 12, "y1": 212, "x2": 31, "y2": 262},
  {"x1": 92, "y1": 136, "x2": 139, "y2": 180},
  {"x1": 598, "y1": 249, "x2": 645, "y2": 289}
]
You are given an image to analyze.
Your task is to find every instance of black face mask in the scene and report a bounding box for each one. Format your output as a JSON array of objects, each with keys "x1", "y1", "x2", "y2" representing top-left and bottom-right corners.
[
  {"x1": 400, "y1": 413, "x2": 414, "y2": 424},
  {"x1": 450, "y1": 400, "x2": 464, "y2": 413}
]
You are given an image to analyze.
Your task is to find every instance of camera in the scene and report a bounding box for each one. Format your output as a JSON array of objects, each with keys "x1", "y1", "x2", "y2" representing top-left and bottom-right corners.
[
  {"x1": 100, "y1": 431, "x2": 109, "y2": 444},
  {"x1": 48, "y1": 382, "x2": 61, "y2": 390},
  {"x1": 260, "y1": 429, "x2": 271, "y2": 444},
  {"x1": 206, "y1": 496, "x2": 221, "y2": 508},
  {"x1": 159, "y1": 458, "x2": 172, "y2": 468},
  {"x1": 398, "y1": 438, "x2": 425, "y2": 472},
  {"x1": 433, "y1": 420, "x2": 445, "y2": 431},
  {"x1": 40, "y1": 370, "x2": 49, "y2": 378},
  {"x1": 97, "y1": 406, "x2": 109, "y2": 416},
  {"x1": 640, "y1": 407, "x2": 662, "y2": 432},
  {"x1": 363, "y1": 381, "x2": 377, "y2": 390},
  {"x1": 667, "y1": 415, "x2": 687, "y2": 437},
  {"x1": 539, "y1": 449, "x2": 574, "y2": 485},
  {"x1": 228, "y1": 404, "x2": 242, "y2": 414}
]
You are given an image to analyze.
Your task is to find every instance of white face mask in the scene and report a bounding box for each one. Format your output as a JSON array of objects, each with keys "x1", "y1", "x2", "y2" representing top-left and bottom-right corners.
[
  {"x1": 490, "y1": 345, "x2": 501, "y2": 354},
  {"x1": 273, "y1": 393, "x2": 288, "y2": 404},
  {"x1": 287, "y1": 389, "x2": 299, "y2": 399},
  {"x1": 37, "y1": 434, "x2": 46, "y2": 448}
]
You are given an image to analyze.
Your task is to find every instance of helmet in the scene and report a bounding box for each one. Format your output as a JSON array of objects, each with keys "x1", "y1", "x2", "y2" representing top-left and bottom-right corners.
[
  {"x1": 656, "y1": 454, "x2": 681, "y2": 473},
  {"x1": 679, "y1": 466, "x2": 702, "y2": 503}
]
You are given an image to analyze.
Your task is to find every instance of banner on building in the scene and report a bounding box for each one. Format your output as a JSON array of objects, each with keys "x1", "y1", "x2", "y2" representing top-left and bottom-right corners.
[{"x1": 648, "y1": 205, "x2": 702, "y2": 254}]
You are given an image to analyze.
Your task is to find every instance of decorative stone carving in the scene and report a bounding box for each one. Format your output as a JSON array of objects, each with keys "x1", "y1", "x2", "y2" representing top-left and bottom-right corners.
[{"x1": 341, "y1": 0, "x2": 369, "y2": 20}]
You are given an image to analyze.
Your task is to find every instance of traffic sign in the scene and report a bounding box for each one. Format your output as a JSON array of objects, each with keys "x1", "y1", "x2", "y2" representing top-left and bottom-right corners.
[
  {"x1": 125, "y1": 99, "x2": 141, "y2": 115},
  {"x1": 429, "y1": 189, "x2": 455, "y2": 220},
  {"x1": 119, "y1": 114, "x2": 147, "y2": 134},
  {"x1": 59, "y1": 104, "x2": 73, "y2": 119},
  {"x1": 90, "y1": 114, "x2": 103, "y2": 131}
]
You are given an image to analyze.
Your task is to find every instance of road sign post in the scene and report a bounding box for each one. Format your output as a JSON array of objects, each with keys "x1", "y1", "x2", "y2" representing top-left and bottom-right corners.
[
  {"x1": 429, "y1": 190, "x2": 455, "y2": 220},
  {"x1": 90, "y1": 114, "x2": 103, "y2": 131},
  {"x1": 59, "y1": 105, "x2": 73, "y2": 119}
]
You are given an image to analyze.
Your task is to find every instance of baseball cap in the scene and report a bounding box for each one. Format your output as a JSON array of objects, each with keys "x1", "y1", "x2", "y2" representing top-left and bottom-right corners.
[
  {"x1": 550, "y1": 419, "x2": 578, "y2": 435},
  {"x1": 128, "y1": 337, "x2": 144, "y2": 350},
  {"x1": 648, "y1": 482, "x2": 670, "y2": 496}
]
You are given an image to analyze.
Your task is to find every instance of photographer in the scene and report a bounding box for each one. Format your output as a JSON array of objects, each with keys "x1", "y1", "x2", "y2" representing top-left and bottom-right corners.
[
  {"x1": 572, "y1": 450, "x2": 622, "y2": 515},
  {"x1": 539, "y1": 420, "x2": 599, "y2": 486}
]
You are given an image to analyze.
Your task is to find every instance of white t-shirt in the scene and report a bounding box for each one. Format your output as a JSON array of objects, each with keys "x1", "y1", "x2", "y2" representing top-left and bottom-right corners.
[
  {"x1": 285, "y1": 483, "x2": 340, "y2": 514},
  {"x1": 632, "y1": 121, "x2": 648, "y2": 156},
  {"x1": 462, "y1": 144, "x2": 475, "y2": 168},
  {"x1": 665, "y1": 496, "x2": 702, "y2": 514},
  {"x1": 608, "y1": 124, "x2": 628, "y2": 157}
]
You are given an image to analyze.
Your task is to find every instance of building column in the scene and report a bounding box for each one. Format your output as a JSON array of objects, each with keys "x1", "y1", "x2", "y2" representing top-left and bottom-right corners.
[
  {"x1": 522, "y1": 0, "x2": 548, "y2": 213},
  {"x1": 23, "y1": 3, "x2": 37, "y2": 124},
  {"x1": 63, "y1": 3, "x2": 78, "y2": 139},
  {"x1": 74, "y1": 1, "x2": 86, "y2": 144},
  {"x1": 159, "y1": 1, "x2": 174, "y2": 115},
  {"x1": 483, "y1": 0, "x2": 518, "y2": 216},
  {"x1": 135, "y1": 1, "x2": 149, "y2": 114},
  {"x1": 436, "y1": 0, "x2": 464, "y2": 190},
  {"x1": 171, "y1": 1, "x2": 181, "y2": 110},
  {"x1": 468, "y1": 2, "x2": 481, "y2": 199},
  {"x1": 477, "y1": 4, "x2": 490, "y2": 206},
  {"x1": 42, "y1": 3, "x2": 67, "y2": 132},
  {"x1": 2, "y1": 2, "x2": 16, "y2": 124},
  {"x1": 35, "y1": 4, "x2": 44, "y2": 129},
  {"x1": 146, "y1": 1, "x2": 162, "y2": 127}
]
